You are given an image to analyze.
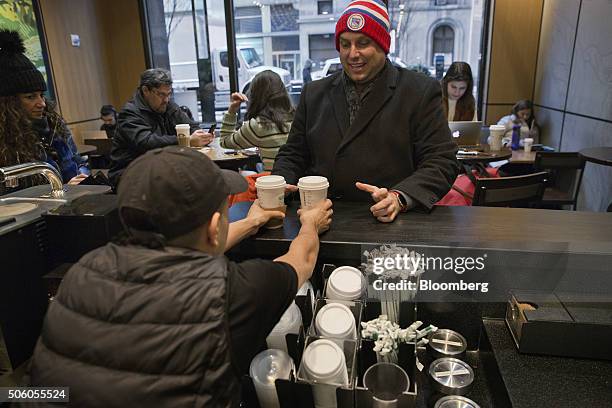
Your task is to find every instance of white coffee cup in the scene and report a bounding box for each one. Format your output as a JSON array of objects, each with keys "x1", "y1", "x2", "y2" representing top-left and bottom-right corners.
[
  {"x1": 176, "y1": 124, "x2": 191, "y2": 147},
  {"x1": 301, "y1": 339, "x2": 349, "y2": 408},
  {"x1": 266, "y1": 302, "x2": 302, "y2": 353},
  {"x1": 523, "y1": 137, "x2": 534, "y2": 153},
  {"x1": 315, "y1": 303, "x2": 356, "y2": 340},
  {"x1": 256, "y1": 175, "x2": 287, "y2": 229},
  {"x1": 326, "y1": 266, "x2": 365, "y2": 301},
  {"x1": 250, "y1": 349, "x2": 295, "y2": 408},
  {"x1": 298, "y1": 176, "x2": 329, "y2": 209},
  {"x1": 488, "y1": 125, "x2": 505, "y2": 151}
]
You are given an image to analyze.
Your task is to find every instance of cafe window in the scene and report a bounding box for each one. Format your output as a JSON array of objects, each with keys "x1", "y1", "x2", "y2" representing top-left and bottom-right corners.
[
  {"x1": 235, "y1": 6, "x2": 262, "y2": 34},
  {"x1": 318, "y1": 1, "x2": 333, "y2": 15},
  {"x1": 271, "y1": 4, "x2": 299, "y2": 32},
  {"x1": 432, "y1": 24, "x2": 455, "y2": 64}
]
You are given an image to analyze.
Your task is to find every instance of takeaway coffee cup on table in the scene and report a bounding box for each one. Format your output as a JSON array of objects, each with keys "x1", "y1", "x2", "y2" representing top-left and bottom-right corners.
[
  {"x1": 297, "y1": 176, "x2": 329, "y2": 209},
  {"x1": 523, "y1": 137, "x2": 534, "y2": 153},
  {"x1": 176, "y1": 124, "x2": 191, "y2": 147},
  {"x1": 488, "y1": 125, "x2": 505, "y2": 151},
  {"x1": 255, "y1": 175, "x2": 287, "y2": 229}
]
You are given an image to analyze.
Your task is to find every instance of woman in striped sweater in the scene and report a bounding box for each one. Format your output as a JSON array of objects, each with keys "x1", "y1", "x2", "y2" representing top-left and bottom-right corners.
[{"x1": 220, "y1": 70, "x2": 294, "y2": 171}]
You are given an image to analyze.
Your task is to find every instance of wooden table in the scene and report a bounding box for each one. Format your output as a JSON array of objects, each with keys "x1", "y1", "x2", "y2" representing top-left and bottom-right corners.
[
  {"x1": 76, "y1": 144, "x2": 97, "y2": 155},
  {"x1": 579, "y1": 147, "x2": 612, "y2": 166},
  {"x1": 457, "y1": 149, "x2": 511, "y2": 164},
  {"x1": 193, "y1": 138, "x2": 259, "y2": 170}
]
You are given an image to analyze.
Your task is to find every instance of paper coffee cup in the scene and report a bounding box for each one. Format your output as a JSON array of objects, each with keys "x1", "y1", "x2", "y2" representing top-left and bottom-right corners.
[
  {"x1": 176, "y1": 124, "x2": 191, "y2": 147},
  {"x1": 302, "y1": 339, "x2": 349, "y2": 384},
  {"x1": 298, "y1": 176, "x2": 329, "y2": 209},
  {"x1": 266, "y1": 302, "x2": 302, "y2": 353},
  {"x1": 315, "y1": 303, "x2": 356, "y2": 340},
  {"x1": 524, "y1": 137, "x2": 534, "y2": 153},
  {"x1": 326, "y1": 266, "x2": 365, "y2": 301},
  {"x1": 256, "y1": 175, "x2": 287, "y2": 229},
  {"x1": 488, "y1": 125, "x2": 505, "y2": 151}
]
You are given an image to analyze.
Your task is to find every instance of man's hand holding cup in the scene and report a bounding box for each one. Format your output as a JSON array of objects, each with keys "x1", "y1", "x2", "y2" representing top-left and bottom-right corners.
[{"x1": 297, "y1": 199, "x2": 333, "y2": 234}]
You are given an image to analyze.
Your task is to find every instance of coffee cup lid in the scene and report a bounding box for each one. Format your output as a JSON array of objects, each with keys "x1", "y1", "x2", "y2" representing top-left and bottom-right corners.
[
  {"x1": 175, "y1": 123, "x2": 190, "y2": 128},
  {"x1": 249, "y1": 349, "x2": 294, "y2": 386},
  {"x1": 302, "y1": 339, "x2": 344, "y2": 378},
  {"x1": 489, "y1": 125, "x2": 505, "y2": 130},
  {"x1": 316, "y1": 303, "x2": 355, "y2": 337},
  {"x1": 256, "y1": 175, "x2": 286, "y2": 189},
  {"x1": 329, "y1": 266, "x2": 363, "y2": 298},
  {"x1": 524, "y1": 137, "x2": 534, "y2": 142},
  {"x1": 298, "y1": 176, "x2": 329, "y2": 189}
]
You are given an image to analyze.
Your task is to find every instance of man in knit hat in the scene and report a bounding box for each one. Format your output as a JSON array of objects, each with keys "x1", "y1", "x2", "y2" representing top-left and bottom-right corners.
[{"x1": 273, "y1": 0, "x2": 459, "y2": 222}]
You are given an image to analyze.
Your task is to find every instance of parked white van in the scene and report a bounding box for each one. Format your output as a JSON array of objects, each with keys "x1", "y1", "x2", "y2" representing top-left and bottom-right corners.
[{"x1": 212, "y1": 47, "x2": 291, "y2": 93}]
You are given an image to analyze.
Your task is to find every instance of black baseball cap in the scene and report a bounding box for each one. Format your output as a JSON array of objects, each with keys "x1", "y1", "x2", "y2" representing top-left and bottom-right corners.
[{"x1": 118, "y1": 146, "x2": 247, "y2": 239}]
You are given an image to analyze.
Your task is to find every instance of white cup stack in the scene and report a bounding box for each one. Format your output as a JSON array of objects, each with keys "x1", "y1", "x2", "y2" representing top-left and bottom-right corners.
[
  {"x1": 325, "y1": 266, "x2": 365, "y2": 301},
  {"x1": 301, "y1": 339, "x2": 349, "y2": 408},
  {"x1": 266, "y1": 302, "x2": 302, "y2": 353},
  {"x1": 315, "y1": 303, "x2": 356, "y2": 340},
  {"x1": 249, "y1": 349, "x2": 295, "y2": 408},
  {"x1": 298, "y1": 176, "x2": 329, "y2": 209}
]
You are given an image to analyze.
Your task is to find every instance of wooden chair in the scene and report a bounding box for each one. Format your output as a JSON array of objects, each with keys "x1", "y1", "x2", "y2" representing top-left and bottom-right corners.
[
  {"x1": 472, "y1": 172, "x2": 548, "y2": 207},
  {"x1": 534, "y1": 152, "x2": 585, "y2": 210}
]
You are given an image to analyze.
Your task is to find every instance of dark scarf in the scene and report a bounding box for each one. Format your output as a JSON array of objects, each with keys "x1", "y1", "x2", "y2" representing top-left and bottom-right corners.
[{"x1": 342, "y1": 61, "x2": 388, "y2": 126}]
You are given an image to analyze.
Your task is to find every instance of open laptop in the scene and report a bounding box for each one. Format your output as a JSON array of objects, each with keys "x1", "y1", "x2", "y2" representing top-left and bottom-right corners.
[{"x1": 448, "y1": 121, "x2": 484, "y2": 150}]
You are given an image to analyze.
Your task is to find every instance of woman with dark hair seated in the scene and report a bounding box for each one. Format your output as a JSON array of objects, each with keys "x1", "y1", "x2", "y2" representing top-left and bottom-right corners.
[
  {"x1": 494, "y1": 99, "x2": 540, "y2": 147},
  {"x1": 220, "y1": 70, "x2": 294, "y2": 171},
  {"x1": 0, "y1": 30, "x2": 89, "y2": 193},
  {"x1": 441, "y1": 61, "x2": 478, "y2": 122}
]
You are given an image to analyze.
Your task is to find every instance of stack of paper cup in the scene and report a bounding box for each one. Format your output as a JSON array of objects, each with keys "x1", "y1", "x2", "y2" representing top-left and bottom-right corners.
[
  {"x1": 255, "y1": 175, "x2": 287, "y2": 229},
  {"x1": 298, "y1": 176, "x2": 329, "y2": 209},
  {"x1": 301, "y1": 339, "x2": 349, "y2": 408},
  {"x1": 249, "y1": 349, "x2": 295, "y2": 408},
  {"x1": 523, "y1": 137, "x2": 534, "y2": 153},
  {"x1": 175, "y1": 124, "x2": 191, "y2": 147},
  {"x1": 488, "y1": 125, "x2": 505, "y2": 151},
  {"x1": 326, "y1": 266, "x2": 365, "y2": 301},
  {"x1": 266, "y1": 302, "x2": 301, "y2": 353},
  {"x1": 297, "y1": 280, "x2": 316, "y2": 312},
  {"x1": 315, "y1": 303, "x2": 356, "y2": 340}
]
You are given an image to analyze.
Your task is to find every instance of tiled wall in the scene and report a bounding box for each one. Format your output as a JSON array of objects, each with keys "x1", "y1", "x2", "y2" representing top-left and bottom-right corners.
[{"x1": 534, "y1": 0, "x2": 612, "y2": 211}]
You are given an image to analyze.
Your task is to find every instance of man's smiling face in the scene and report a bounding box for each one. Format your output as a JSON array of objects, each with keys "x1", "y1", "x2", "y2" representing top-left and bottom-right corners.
[{"x1": 338, "y1": 32, "x2": 387, "y2": 84}]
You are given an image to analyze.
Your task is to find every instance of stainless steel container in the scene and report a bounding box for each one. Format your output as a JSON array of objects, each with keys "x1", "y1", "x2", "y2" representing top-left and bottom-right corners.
[
  {"x1": 434, "y1": 395, "x2": 480, "y2": 408},
  {"x1": 428, "y1": 357, "x2": 474, "y2": 396},
  {"x1": 428, "y1": 329, "x2": 467, "y2": 359}
]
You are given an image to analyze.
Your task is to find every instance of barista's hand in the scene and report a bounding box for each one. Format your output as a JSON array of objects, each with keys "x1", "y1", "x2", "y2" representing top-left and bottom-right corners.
[
  {"x1": 355, "y1": 182, "x2": 401, "y2": 223},
  {"x1": 246, "y1": 200, "x2": 286, "y2": 232},
  {"x1": 67, "y1": 173, "x2": 88, "y2": 185},
  {"x1": 190, "y1": 129, "x2": 214, "y2": 147},
  {"x1": 285, "y1": 184, "x2": 299, "y2": 195},
  {"x1": 229, "y1": 92, "x2": 248, "y2": 114},
  {"x1": 297, "y1": 199, "x2": 333, "y2": 234}
]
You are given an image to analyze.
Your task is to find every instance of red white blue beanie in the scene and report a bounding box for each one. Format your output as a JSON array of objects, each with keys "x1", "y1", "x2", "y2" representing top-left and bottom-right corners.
[{"x1": 335, "y1": 0, "x2": 391, "y2": 54}]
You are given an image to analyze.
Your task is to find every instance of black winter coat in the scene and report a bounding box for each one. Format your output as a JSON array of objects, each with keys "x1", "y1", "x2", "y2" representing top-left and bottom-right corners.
[
  {"x1": 272, "y1": 62, "x2": 459, "y2": 209},
  {"x1": 109, "y1": 91, "x2": 198, "y2": 186},
  {"x1": 26, "y1": 243, "x2": 239, "y2": 407}
]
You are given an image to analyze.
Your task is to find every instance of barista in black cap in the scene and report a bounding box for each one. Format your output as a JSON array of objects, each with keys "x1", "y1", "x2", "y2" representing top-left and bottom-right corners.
[
  {"x1": 26, "y1": 146, "x2": 333, "y2": 407},
  {"x1": 0, "y1": 29, "x2": 89, "y2": 192}
]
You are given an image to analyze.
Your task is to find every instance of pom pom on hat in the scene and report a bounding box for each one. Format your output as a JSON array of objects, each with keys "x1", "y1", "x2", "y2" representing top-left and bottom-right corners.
[{"x1": 0, "y1": 30, "x2": 47, "y2": 96}]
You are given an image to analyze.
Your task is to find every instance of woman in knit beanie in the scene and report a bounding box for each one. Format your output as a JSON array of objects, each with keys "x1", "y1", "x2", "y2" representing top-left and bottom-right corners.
[{"x1": 0, "y1": 29, "x2": 89, "y2": 191}]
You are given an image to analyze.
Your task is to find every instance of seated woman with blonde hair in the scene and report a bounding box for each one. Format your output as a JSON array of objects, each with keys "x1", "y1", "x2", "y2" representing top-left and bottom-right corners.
[{"x1": 220, "y1": 70, "x2": 294, "y2": 172}]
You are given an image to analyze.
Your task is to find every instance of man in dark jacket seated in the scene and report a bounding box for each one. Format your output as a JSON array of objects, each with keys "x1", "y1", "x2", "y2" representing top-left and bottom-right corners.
[
  {"x1": 272, "y1": 0, "x2": 459, "y2": 222},
  {"x1": 26, "y1": 146, "x2": 333, "y2": 407},
  {"x1": 109, "y1": 68, "x2": 214, "y2": 186}
]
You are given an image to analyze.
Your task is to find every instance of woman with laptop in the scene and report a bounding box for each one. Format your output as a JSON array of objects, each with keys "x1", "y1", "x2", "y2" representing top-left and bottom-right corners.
[{"x1": 441, "y1": 61, "x2": 478, "y2": 122}]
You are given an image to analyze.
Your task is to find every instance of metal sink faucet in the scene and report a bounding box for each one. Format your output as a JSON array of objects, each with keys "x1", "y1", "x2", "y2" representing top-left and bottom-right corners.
[{"x1": 0, "y1": 162, "x2": 65, "y2": 198}]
